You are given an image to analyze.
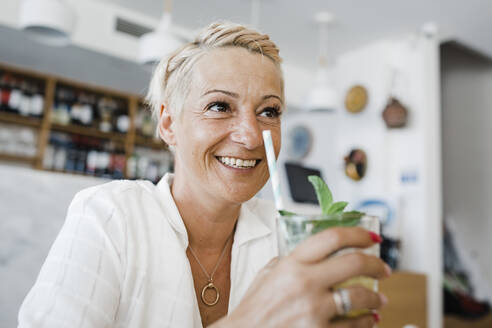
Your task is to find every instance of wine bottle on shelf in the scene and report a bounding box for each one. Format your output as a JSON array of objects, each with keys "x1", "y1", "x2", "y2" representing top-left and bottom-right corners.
[
  {"x1": 42, "y1": 144, "x2": 55, "y2": 170},
  {"x1": 70, "y1": 90, "x2": 83, "y2": 125},
  {"x1": 53, "y1": 140, "x2": 67, "y2": 172},
  {"x1": 114, "y1": 102, "x2": 129, "y2": 133},
  {"x1": 19, "y1": 80, "x2": 32, "y2": 116},
  {"x1": 126, "y1": 153, "x2": 138, "y2": 179},
  {"x1": 111, "y1": 152, "x2": 126, "y2": 179},
  {"x1": 140, "y1": 107, "x2": 155, "y2": 138},
  {"x1": 64, "y1": 138, "x2": 78, "y2": 173},
  {"x1": 84, "y1": 93, "x2": 96, "y2": 127},
  {"x1": 0, "y1": 73, "x2": 3, "y2": 110},
  {"x1": 97, "y1": 97, "x2": 116, "y2": 133},
  {"x1": 146, "y1": 161, "x2": 159, "y2": 184},
  {"x1": 53, "y1": 87, "x2": 71, "y2": 125},
  {"x1": 8, "y1": 77, "x2": 22, "y2": 113},
  {"x1": 100, "y1": 150, "x2": 112, "y2": 178},
  {"x1": 30, "y1": 82, "x2": 44, "y2": 118},
  {"x1": 86, "y1": 146, "x2": 98, "y2": 176},
  {"x1": 0, "y1": 73, "x2": 12, "y2": 112}
]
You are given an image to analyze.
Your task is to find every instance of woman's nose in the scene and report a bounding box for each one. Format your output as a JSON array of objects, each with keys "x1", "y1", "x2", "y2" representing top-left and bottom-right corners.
[{"x1": 230, "y1": 112, "x2": 263, "y2": 150}]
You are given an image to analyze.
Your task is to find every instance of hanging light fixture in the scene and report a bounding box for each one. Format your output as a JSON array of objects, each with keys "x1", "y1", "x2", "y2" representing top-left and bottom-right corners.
[
  {"x1": 305, "y1": 11, "x2": 337, "y2": 112},
  {"x1": 19, "y1": 0, "x2": 76, "y2": 47},
  {"x1": 138, "y1": 0, "x2": 184, "y2": 66}
]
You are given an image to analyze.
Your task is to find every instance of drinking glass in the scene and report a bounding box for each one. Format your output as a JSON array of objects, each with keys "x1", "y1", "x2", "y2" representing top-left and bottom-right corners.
[{"x1": 277, "y1": 213, "x2": 380, "y2": 316}]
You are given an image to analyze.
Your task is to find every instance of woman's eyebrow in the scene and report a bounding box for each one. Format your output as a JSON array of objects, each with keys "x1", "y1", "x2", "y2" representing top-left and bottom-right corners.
[
  {"x1": 202, "y1": 89, "x2": 239, "y2": 98},
  {"x1": 203, "y1": 89, "x2": 283, "y2": 104},
  {"x1": 263, "y1": 94, "x2": 283, "y2": 104}
]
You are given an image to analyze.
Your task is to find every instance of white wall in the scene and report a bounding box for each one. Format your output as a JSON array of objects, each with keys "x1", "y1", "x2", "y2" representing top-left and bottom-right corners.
[
  {"x1": 277, "y1": 33, "x2": 442, "y2": 327},
  {"x1": 441, "y1": 43, "x2": 492, "y2": 302}
]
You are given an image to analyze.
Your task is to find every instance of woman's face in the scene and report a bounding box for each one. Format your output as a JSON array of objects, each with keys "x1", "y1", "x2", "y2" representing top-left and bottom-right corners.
[{"x1": 172, "y1": 47, "x2": 283, "y2": 204}]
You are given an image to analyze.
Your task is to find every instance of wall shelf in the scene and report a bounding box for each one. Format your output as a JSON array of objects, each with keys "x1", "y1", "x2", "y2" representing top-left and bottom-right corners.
[{"x1": 0, "y1": 62, "x2": 171, "y2": 180}]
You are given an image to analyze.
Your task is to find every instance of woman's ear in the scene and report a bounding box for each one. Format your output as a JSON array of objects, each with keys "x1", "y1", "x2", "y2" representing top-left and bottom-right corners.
[{"x1": 158, "y1": 104, "x2": 177, "y2": 146}]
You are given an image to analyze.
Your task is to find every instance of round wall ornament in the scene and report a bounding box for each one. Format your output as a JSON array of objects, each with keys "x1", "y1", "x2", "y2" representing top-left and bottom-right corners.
[
  {"x1": 287, "y1": 125, "x2": 312, "y2": 160},
  {"x1": 345, "y1": 85, "x2": 368, "y2": 113},
  {"x1": 382, "y1": 97, "x2": 408, "y2": 128},
  {"x1": 344, "y1": 148, "x2": 367, "y2": 181}
]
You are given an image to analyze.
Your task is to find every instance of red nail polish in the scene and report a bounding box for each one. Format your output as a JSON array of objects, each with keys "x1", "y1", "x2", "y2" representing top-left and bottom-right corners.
[
  {"x1": 369, "y1": 231, "x2": 382, "y2": 243},
  {"x1": 373, "y1": 312, "x2": 380, "y2": 323}
]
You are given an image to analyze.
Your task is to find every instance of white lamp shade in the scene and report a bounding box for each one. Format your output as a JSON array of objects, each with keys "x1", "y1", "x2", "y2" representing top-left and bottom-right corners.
[
  {"x1": 19, "y1": 0, "x2": 76, "y2": 47},
  {"x1": 138, "y1": 12, "x2": 183, "y2": 65},
  {"x1": 305, "y1": 84, "x2": 337, "y2": 112},
  {"x1": 305, "y1": 67, "x2": 337, "y2": 111},
  {"x1": 138, "y1": 32, "x2": 183, "y2": 65}
]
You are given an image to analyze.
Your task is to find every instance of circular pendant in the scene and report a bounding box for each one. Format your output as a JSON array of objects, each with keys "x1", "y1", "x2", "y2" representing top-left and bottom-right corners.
[{"x1": 201, "y1": 282, "x2": 219, "y2": 306}]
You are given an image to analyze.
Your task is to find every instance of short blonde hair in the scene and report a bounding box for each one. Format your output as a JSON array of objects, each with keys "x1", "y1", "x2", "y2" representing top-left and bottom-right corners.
[{"x1": 145, "y1": 21, "x2": 283, "y2": 128}]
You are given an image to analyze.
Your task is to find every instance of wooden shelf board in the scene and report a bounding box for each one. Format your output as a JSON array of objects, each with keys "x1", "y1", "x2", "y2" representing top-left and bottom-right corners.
[
  {"x1": 0, "y1": 112, "x2": 42, "y2": 127},
  {"x1": 0, "y1": 153, "x2": 37, "y2": 164},
  {"x1": 134, "y1": 135, "x2": 168, "y2": 149},
  {"x1": 50, "y1": 123, "x2": 127, "y2": 142}
]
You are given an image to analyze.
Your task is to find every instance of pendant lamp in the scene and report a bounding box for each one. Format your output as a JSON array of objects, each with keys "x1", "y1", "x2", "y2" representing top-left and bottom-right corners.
[
  {"x1": 138, "y1": 0, "x2": 183, "y2": 65},
  {"x1": 19, "y1": 0, "x2": 76, "y2": 47},
  {"x1": 305, "y1": 12, "x2": 337, "y2": 112}
]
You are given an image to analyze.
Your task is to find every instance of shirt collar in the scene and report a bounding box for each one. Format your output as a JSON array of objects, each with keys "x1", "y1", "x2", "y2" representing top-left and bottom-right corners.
[
  {"x1": 156, "y1": 173, "x2": 272, "y2": 249},
  {"x1": 156, "y1": 173, "x2": 189, "y2": 248}
]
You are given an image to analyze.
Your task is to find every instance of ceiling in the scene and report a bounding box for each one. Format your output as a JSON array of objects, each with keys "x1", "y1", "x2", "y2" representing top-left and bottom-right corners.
[{"x1": 98, "y1": 0, "x2": 492, "y2": 70}]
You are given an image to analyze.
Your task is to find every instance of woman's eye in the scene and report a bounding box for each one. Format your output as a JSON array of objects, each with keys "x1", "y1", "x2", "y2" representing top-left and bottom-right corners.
[
  {"x1": 260, "y1": 107, "x2": 282, "y2": 118},
  {"x1": 207, "y1": 102, "x2": 230, "y2": 112}
]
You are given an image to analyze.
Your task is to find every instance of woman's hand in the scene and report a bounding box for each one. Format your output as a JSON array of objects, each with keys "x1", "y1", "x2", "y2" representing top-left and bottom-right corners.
[{"x1": 214, "y1": 227, "x2": 390, "y2": 328}]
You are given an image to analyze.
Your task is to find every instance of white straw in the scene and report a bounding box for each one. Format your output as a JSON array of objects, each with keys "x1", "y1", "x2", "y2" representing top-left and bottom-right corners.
[{"x1": 262, "y1": 130, "x2": 284, "y2": 211}]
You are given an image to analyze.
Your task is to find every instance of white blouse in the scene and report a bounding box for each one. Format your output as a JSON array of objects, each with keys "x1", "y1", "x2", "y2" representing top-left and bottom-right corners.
[{"x1": 18, "y1": 173, "x2": 279, "y2": 328}]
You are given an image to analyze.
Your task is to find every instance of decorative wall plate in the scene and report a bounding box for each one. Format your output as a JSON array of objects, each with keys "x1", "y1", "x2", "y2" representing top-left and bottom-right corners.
[
  {"x1": 344, "y1": 148, "x2": 367, "y2": 181},
  {"x1": 345, "y1": 85, "x2": 368, "y2": 113},
  {"x1": 287, "y1": 125, "x2": 312, "y2": 160}
]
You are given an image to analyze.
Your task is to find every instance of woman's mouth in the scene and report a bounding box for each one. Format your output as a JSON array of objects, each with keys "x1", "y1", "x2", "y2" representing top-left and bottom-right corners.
[{"x1": 216, "y1": 156, "x2": 261, "y2": 169}]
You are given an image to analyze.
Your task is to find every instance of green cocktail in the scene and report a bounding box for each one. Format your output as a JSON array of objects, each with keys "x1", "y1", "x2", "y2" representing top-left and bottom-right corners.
[
  {"x1": 276, "y1": 176, "x2": 380, "y2": 317},
  {"x1": 277, "y1": 213, "x2": 380, "y2": 288}
]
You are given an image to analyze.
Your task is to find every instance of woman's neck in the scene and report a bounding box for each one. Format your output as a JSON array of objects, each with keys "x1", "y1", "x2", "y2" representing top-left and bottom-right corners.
[{"x1": 171, "y1": 174, "x2": 240, "y2": 252}]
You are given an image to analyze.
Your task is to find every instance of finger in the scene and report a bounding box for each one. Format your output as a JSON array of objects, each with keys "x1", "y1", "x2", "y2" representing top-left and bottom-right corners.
[
  {"x1": 291, "y1": 227, "x2": 380, "y2": 263},
  {"x1": 330, "y1": 313, "x2": 377, "y2": 328},
  {"x1": 312, "y1": 252, "x2": 390, "y2": 287},
  {"x1": 332, "y1": 286, "x2": 387, "y2": 313}
]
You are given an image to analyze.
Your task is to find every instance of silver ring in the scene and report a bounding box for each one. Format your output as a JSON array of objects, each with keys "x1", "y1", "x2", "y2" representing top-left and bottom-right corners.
[
  {"x1": 332, "y1": 290, "x2": 344, "y2": 315},
  {"x1": 332, "y1": 288, "x2": 352, "y2": 315}
]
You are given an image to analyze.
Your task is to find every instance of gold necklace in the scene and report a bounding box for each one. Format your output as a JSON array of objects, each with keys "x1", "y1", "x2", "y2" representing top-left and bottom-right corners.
[{"x1": 188, "y1": 232, "x2": 233, "y2": 306}]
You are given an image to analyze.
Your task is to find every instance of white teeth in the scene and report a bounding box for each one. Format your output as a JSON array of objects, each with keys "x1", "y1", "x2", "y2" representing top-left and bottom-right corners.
[{"x1": 218, "y1": 156, "x2": 257, "y2": 168}]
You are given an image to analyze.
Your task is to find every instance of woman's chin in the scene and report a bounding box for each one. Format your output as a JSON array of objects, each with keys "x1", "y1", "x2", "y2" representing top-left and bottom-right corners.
[{"x1": 216, "y1": 184, "x2": 261, "y2": 204}]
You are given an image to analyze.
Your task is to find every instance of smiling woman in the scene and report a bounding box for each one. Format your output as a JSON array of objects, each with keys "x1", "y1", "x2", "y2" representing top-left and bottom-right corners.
[{"x1": 18, "y1": 21, "x2": 388, "y2": 328}]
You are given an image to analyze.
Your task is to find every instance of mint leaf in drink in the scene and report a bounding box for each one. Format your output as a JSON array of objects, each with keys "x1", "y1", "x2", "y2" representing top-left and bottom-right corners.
[
  {"x1": 308, "y1": 175, "x2": 333, "y2": 215},
  {"x1": 326, "y1": 201, "x2": 348, "y2": 214},
  {"x1": 311, "y1": 216, "x2": 361, "y2": 234},
  {"x1": 341, "y1": 211, "x2": 365, "y2": 220},
  {"x1": 278, "y1": 209, "x2": 296, "y2": 217},
  {"x1": 278, "y1": 176, "x2": 365, "y2": 234}
]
